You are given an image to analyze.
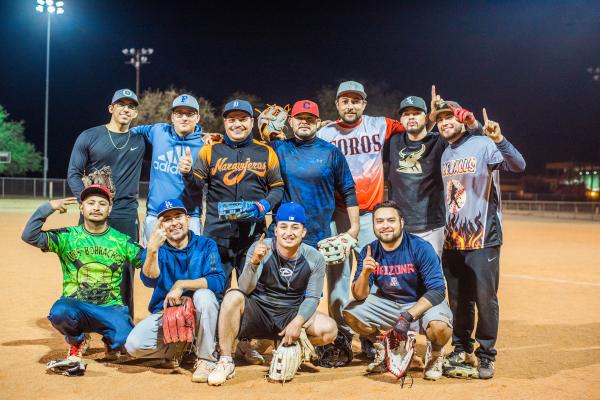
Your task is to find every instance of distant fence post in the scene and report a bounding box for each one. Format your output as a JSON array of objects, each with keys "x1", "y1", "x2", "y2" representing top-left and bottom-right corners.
[{"x1": 49, "y1": 181, "x2": 53, "y2": 199}]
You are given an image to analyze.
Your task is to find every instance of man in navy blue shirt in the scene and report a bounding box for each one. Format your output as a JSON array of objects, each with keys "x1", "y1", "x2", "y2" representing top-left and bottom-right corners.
[{"x1": 343, "y1": 200, "x2": 452, "y2": 380}]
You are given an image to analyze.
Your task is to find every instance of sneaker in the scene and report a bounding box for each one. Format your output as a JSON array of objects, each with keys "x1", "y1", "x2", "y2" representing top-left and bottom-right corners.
[
  {"x1": 192, "y1": 359, "x2": 216, "y2": 383},
  {"x1": 360, "y1": 337, "x2": 376, "y2": 360},
  {"x1": 445, "y1": 349, "x2": 476, "y2": 367},
  {"x1": 207, "y1": 359, "x2": 236, "y2": 386},
  {"x1": 366, "y1": 341, "x2": 386, "y2": 374},
  {"x1": 477, "y1": 358, "x2": 495, "y2": 379},
  {"x1": 103, "y1": 342, "x2": 121, "y2": 361},
  {"x1": 424, "y1": 350, "x2": 444, "y2": 381},
  {"x1": 235, "y1": 340, "x2": 265, "y2": 365},
  {"x1": 67, "y1": 334, "x2": 91, "y2": 362}
]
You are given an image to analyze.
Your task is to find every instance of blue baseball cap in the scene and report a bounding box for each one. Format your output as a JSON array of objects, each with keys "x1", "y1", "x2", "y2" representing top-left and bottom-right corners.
[
  {"x1": 275, "y1": 202, "x2": 306, "y2": 225},
  {"x1": 156, "y1": 198, "x2": 187, "y2": 218},
  {"x1": 223, "y1": 99, "x2": 253, "y2": 117},
  {"x1": 336, "y1": 81, "x2": 366, "y2": 99},
  {"x1": 111, "y1": 88, "x2": 139, "y2": 105},
  {"x1": 172, "y1": 94, "x2": 200, "y2": 112}
]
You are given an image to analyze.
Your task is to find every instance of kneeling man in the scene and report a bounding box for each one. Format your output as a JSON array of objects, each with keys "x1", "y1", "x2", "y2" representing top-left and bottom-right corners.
[
  {"x1": 208, "y1": 202, "x2": 337, "y2": 386},
  {"x1": 125, "y1": 199, "x2": 225, "y2": 383},
  {"x1": 343, "y1": 200, "x2": 452, "y2": 380}
]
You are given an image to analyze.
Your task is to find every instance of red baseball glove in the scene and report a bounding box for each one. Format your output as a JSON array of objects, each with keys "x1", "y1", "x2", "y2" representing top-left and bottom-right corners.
[{"x1": 162, "y1": 296, "x2": 196, "y2": 344}]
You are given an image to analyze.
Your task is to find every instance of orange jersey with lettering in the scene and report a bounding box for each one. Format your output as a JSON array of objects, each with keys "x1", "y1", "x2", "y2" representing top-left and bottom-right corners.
[{"x1": 317, "y1": 116, "x2": 404, "y2": 211}]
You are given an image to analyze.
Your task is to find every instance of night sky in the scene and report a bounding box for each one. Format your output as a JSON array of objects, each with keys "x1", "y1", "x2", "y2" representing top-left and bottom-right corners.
[{"x1": 1, "y1": 0, "x2": 599, "y2": 178}]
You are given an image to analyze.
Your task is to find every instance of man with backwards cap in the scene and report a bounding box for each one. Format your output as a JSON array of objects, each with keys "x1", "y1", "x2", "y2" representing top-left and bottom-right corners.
[
  {"x1": 207, "y1": 202, "x2": 337, "y2": 386},
  {"x1": 67, "y1": 88, "x2": 145, "y2": 318},
  {"x1": 131, "y1": 94, "x2": 207, "y2": 246},
  {"x1": 125, "y1": 198, "x2": 225, "y2": 383},
  {"x1": 21, "y1": 185, "x2": 143, "y2": 375}
]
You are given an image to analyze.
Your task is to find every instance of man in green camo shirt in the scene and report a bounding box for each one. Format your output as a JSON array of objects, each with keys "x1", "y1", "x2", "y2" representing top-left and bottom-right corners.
[{"x1": 21, "y1": 184, "x2": 142, "y2": 376}]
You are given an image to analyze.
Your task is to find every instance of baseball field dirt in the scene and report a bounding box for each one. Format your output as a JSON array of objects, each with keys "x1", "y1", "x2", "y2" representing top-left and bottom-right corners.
[{"x1": 1, "y1": 200, "x2": 599, "y2": 400}]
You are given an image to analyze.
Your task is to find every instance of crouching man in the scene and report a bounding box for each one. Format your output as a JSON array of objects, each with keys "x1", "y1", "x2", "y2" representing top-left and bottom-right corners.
[
  {"x1": 207, "y1": 202, "x2": 338, "y2": 386},
  {"x1": 124, "y1": 199, "x2": 225, "y2": 383},
  {"x1": 343, "y1": 200, "x2": 453, "y2": 380}
]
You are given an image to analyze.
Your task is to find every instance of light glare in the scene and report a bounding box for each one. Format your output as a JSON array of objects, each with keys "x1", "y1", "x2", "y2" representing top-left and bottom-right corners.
[
  {"x1": 57, "y1": 7, "x2": 64, "y2": 14},
  {"x1": 47, "y1": 5, "x2": 56, "y2": 12},
  {"x1": 36, "y1": 4, "x2": 44, "y2": 12}
]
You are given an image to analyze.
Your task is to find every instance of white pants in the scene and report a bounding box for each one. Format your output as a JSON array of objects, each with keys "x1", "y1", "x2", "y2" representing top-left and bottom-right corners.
[
  {"x1": 124, "y1": 289, "x2": 219, "y2": 362},
  {"x1": 327, "y1": 208, "x2": 377, "y2": 336},
  {"x1": 141, "y1": 214, "x2": 202, "y2": 247}
]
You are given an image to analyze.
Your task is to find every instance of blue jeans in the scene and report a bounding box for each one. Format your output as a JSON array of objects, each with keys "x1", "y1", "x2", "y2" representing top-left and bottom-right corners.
[{"x1": 47, "y1": 297, "x2": 134, "y2": 349}]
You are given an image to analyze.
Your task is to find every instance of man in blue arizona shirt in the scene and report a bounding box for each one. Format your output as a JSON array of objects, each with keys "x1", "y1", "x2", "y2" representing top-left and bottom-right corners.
[
  {"x1": 131, "y1": 94, "x2": 206, "y2": 246},
  {"x1": 343, "y1": 200, "x2": 453, "y2": 381}
]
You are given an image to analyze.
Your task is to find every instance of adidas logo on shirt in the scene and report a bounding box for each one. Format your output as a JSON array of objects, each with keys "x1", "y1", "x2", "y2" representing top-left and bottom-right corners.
[{"x1": 153, "y1": 148, "x2": 182, "y2": 175}]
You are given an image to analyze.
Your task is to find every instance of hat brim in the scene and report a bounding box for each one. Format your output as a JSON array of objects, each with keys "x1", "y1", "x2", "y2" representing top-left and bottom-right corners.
[
  {"x1": 291, "y1": 111, "x2": 320, "y2": 118},
  {"x1": 222, "y1": 109, "x2": 254, "y2": 117},
  {"x1": 157, "y1": 207, "x2": 187, "y2": 218},
  {"x1": 399, "y1": 105, "x2": 427, "y2": 115},
  {"x1": 112, "y1": 96, "x2": 139, "y2": 105},
  {"x1": 428, "y1": 107, "x2": 455, "y2": 122},
  {"x1": 336, "y1": 90, "x2": 367, "y2": 100},
  {"x1": 80, "y1": 187, "x2": 111, "y2": 202}
]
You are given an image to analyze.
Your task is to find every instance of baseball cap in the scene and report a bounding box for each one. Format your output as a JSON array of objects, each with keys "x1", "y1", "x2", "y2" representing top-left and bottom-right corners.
[
  {"x1": 291, "y1": 100, "x2": 320, "y2": 118},
  {"x1": 399, "y1": 96, "x2": 427, "y2": 114},
  {"x1": 336, "y1": 81, "x2": 367, "y2": 99},
  {"x1": 276, "y1": 202, "x2": 306, "y2": 225},
  {"x1": 223, "y1": 99, "x2": 254, "y2": 117},
  {"x1": 111, "y1": 88, "x2": 139, "y2": 105},
  {"x1": 156, "y1": 198, "x2": 187, "y2": 218},
  {"x1": 80, "y1": 184, "x2": 112, "y2": 203},
  {"x1": 428, "y1": 100, "x2": 461, "y2": 122},
  {"x1": 172, "y1": 94, "x2": 199, "y2": 112}
]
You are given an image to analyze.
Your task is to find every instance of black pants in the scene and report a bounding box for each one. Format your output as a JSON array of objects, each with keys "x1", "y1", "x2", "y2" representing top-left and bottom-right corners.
[
  {"x1": 109, "y1": 215, "x2": 139, "y2": 320},
  {"x1": 217, "y1": 234, "x2": 262, "y2": 290},
  {"x1": 442, "y1": 246, "x2": 500, "y2": 361}
]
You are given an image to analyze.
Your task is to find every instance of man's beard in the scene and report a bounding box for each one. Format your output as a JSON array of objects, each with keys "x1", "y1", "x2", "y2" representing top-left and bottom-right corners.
[
  {"x1": 341, "y1": 112, "x2": 360, "y2": 124},
  {"x1": 376, "y1": 230, "x2": 403, "y2": 244},
  {"x1": 406, "y1": 123, "x2": 425, "y2": 135},
  {"x1": 294, "y1": 127, "x2": 316, "y2": 141},
  {"x1": 443, "y1": 126, "x2": 464, "y2": 143}
]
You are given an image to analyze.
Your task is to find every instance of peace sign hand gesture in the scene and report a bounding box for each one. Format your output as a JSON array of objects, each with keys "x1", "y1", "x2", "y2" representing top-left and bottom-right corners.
[{"x1": 482, "y1": 108, "x2": 504, "y2": 144}]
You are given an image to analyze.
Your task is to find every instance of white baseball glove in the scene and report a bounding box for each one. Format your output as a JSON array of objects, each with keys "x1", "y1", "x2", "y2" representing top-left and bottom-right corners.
[
  {"x1": 317, "y1": 232, "x2": 358, "y2": 265},
  {"x1": 268, "y1": 340, "x2": 302, "y2": 383}
]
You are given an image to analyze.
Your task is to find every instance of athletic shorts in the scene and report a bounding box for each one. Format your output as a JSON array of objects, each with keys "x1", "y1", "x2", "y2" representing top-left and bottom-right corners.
[
  {"x1": 236, "y1": 290, "x2": 299, "y2": 340},
  {"x1": 343, "y1": 293, "x2": 453, "y2": 335}
]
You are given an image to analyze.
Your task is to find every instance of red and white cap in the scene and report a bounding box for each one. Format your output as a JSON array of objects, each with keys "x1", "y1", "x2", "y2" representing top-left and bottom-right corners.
[
  {"x1": 80, "y1": 184, "x2": 112, "y2": 203},
  {"x1": 291, "y1": 100, "x2": 320, "y2": 118}
]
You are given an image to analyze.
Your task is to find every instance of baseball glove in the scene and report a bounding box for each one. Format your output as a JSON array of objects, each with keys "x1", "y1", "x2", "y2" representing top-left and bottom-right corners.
[
  {"x1": 313, "y1": 332, "x2": 353, "y2": 368},
  {"x1": 381, "y1": 330, "x2": 416, "y2": 382},
  {"x1": 268, "y1": 340, "x2": 303, "y2": 383},
  {"x1": 46, "y1": 358, "x2": 87, "y2": 377},
  {"x1": 218, "y1": 201, "x2": 267, "y2": 221},
  {"x1": 256, "y1": 104, "x2": 290, "y2": 142},
  {"x1": 317, "y1": 233, "x2": 357, "y2": 266},
  {"x1": 81, "y1": 166, "x2": 116, "y2": 198},
  {"x1": 162, "y1": 296, "x2": 196, "y2": 344}
]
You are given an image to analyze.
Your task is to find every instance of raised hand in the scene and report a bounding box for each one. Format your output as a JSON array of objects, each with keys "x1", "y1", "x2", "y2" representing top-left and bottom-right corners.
[
  {"x1": 147, "y1": 217, "x2": 167, "y2": 251},
  {"x1": 362, "y1": 245, "x2": 378, "y2": 275},
  {"x1": 430, "y1": 84, "x2": 443, "y2": 112},
  {"x1": 178, "y1": 146, "x2": 193, "y2": 175},
  {"x1": 49, "y1": 197, "x2": 78, "y2": 214},
  {"x1": 447, "y1": 103, "x2": 476, "y2": 126},
  {"x1": 250, "y1": 233, "x2": 270, "y2": 265},
  {"x1": 482, "y1": 108, "x2": 504, "y2": 143}
]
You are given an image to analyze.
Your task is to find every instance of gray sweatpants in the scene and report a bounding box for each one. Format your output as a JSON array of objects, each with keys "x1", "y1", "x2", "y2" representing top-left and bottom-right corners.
[
  {"x1": 327, "y1": 208, "x2": 377, "y2": 337},
  {"x1": 410, "y1": 226, "x2": 445, "y2": 259},
  {"x1": 343, "y1": 293, "x2": 453, "y2": 342},
  {"x1": 124, "y1": 289, "x2": 219, "y2": 362}
]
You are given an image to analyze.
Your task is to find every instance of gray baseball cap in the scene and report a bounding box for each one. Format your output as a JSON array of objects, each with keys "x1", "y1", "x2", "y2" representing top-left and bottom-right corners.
[
  {"x1": 111, "y1": 88, "x2": 138, "y2": 105},
  {"x1": 399, "y1": 96, "x2": 427, "y2": 115},
  {"x1": 336, "y1": 81, "x2": 367, "y2": 99},
  {"x1": 172, "y1": 94, "x2": 200, "y2": 112}
]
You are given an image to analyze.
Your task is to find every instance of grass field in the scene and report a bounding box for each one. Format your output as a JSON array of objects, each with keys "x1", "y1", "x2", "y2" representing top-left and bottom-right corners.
[{"x1": 1, "y1": 199, "x2": 599, "y2": 400}]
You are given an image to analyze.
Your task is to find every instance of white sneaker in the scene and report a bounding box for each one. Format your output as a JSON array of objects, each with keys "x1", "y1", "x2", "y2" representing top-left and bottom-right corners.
[
  {"x1": 235, "y1": 340, "x2": 265, "y2": 365},
  {"x1": 424, "y1": 350, "x2": 444, "y2": 380},
  {"x1": 366, "y1": 341, "x2": 386, "y2": 374},
  {"x1": 208, "y1": 359, "x2": 236, "y2": 386},
  {"x1": 192, "y1": 359, "x2": 216, "y2": 383}
]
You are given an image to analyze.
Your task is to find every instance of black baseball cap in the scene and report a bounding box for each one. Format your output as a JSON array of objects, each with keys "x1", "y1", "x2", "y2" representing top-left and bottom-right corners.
[{"x1": 399, "y1": 96, "x2": 427, "y2": 115}]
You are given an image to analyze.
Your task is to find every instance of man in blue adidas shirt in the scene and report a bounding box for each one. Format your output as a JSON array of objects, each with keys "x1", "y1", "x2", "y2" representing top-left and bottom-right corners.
[
  {"x1": 131, "y1": 94, "x2": 206, "y2": 246},
  {"x1": 343, "y1": 200, "x2": 452, "y2": 381}
]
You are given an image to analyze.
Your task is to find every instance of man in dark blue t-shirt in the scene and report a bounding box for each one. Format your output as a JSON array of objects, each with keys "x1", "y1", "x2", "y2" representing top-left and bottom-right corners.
[{"x1": 343, "y1": 200, "x2": 452, "y2": 381}]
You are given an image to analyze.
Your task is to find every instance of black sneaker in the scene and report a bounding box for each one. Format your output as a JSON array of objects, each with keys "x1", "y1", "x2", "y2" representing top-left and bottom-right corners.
[
  {"x1": 360, "y1": 337, "x2": 376, "y2": 361},
  {"x1": 477, "y1": 358, "x2": 495, "y2": 379}
]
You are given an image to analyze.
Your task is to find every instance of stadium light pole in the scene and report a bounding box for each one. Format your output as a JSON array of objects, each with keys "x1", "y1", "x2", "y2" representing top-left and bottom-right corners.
[
  {"x1": 36, "y1": 0, "x2": 64, "y2": 198},
  {"x1": 122, "y1": 48, "x2": 153, "y2": 95}
]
